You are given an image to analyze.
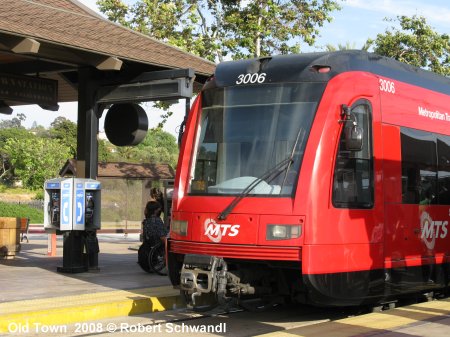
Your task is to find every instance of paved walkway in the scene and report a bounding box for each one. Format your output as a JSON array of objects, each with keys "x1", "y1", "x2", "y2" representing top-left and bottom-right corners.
[{"x1": 0, "y1": 233, "x2": 180, "y2": 333}]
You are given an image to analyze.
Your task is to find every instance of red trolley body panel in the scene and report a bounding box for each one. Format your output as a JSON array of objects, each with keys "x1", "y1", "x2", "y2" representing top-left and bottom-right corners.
[{"x1": 168, "y1": 51, "x2": 450, "y2": 307}]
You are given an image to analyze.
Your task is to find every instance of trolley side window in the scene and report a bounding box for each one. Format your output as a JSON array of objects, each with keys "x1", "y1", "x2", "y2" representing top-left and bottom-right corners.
[
  {"x1": 332, "y1": 100, "x2": 374, "y2": 209},
  {"x1": 437, "y1": 136, "x2": 450, "y2": 204},
  {"x1": 401, "y1": 128, "x2": 450, "y2": 205}
]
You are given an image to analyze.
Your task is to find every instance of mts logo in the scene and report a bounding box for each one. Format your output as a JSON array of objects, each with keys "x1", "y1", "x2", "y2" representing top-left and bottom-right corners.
[
  {"x1": 420, "y1": 212, "x2": 448, "y2": 250},
  {"x1": 204, "y1": 218, "x2": 240, "y2": 243}
]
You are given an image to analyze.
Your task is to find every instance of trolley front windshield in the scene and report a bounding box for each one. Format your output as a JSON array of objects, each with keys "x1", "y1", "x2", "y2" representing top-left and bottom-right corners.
[{"x1": 188, "y1": 83, "x2": 325, "y2": 196}]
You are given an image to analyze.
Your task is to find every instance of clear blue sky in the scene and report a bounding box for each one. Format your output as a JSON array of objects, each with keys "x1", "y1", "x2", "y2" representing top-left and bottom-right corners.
[
  {"x1": 2, "y1": 0, "x2": 450, "y2": 135},
  {"x1": 309, "y1": 0, "x2": 450, "y2": 50}
]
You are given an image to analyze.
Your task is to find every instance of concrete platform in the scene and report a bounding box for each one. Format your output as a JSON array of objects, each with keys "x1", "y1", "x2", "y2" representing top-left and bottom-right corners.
[
  {"x1": 0, "y1": 233, "x2": 182, "y2": 333},
  {"x1": 1, "y1": 233, "x2": 449, "y2": 337}
]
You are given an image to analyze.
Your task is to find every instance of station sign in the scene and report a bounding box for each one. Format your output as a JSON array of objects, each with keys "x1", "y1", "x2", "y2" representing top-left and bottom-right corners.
[{"x1": 0, "y1": 72, "x2": 58, "y2": 106}]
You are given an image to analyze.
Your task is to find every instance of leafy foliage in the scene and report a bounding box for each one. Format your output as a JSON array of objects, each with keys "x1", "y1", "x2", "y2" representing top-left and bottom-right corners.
[
  {"x1": 49, "y1": 117, "x2": 78, "y2": 157},
  {"x1": 0, "y1": 122, "x2": 179, "y2": 189},
  {"x1": 222, "y1": 0, "x2": 341, "y2": 59},
  {"x1": 367, "y1": 15, "x2": 450, "y2": 76},
  {"x1": 152, "y1": 101, "x2": 176, "y2": 130},
  {"x1": 138, "y1": 128, "x2": 179, "y2": 167},
  {"x1": 4, "y1": 137, "x2": 71, "y2": 190},
  {"x1": 1, "y1": 113, "x2": 87, "y2": 186},
  {"x1": 0, "y1": 113, "x2": 26, "y2": 129},
  {"x1": 96, "y1": 0, "x2": 341, "y2": 61},
  {"x1": 325, "y1": 41, "x2": 371, "y2": 51},
  {"x1": 0, "y1": 201, "x2": 44, "y2": 223},
  {"x1": 0, "y1": 127, "x2": 36, "y2": 183},
  {"x1": 108, "y1": 128, "x2": 179, "y2": 168},
  {"x1": 98, "y1": 139, "x2": 111, "y2": 162}
]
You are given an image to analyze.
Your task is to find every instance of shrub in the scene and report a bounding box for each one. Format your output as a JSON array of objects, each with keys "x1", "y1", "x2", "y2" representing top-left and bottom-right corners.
[{"x1": 0, "y1": 201, "x2": 44, "y2": 223}]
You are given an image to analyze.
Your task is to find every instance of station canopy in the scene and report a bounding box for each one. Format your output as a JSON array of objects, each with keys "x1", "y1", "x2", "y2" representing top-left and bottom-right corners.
[{"x1": 0, "y1": 0, "x2": 216, "y2": 110}]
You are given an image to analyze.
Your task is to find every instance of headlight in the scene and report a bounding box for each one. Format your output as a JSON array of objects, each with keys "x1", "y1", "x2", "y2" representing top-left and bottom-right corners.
[
  {"x1": 266, "y1": 224, "x2": 301, "y2": 240},
  {"x1": 171, "y1": 219, "x2": 188, "y2": 236}
]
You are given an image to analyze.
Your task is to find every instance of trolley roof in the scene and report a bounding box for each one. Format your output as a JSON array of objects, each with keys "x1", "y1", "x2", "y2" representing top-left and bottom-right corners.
[{"x1": 210, "y1": 51, "x2": 450, "y2": 96}]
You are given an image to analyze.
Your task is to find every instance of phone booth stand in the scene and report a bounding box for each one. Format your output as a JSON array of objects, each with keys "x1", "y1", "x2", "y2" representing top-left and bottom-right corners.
[{"x1": 44, "y1": 178, "x2": 101, "y2": 273}]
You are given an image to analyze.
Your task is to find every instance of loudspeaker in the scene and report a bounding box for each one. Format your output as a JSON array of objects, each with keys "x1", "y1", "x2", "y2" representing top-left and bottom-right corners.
[{"x1": 104, "y1": 103, "x2": 148, "y2": 146}]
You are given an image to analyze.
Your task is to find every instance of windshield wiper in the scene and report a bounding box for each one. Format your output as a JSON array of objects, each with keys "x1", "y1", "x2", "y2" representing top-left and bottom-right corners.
[
  {"x1": 281, "y1": 127, "x2": 305, "y2": 190},
  {"x1": 217, "y1": 156, "x2": 293, "y2": 220}
]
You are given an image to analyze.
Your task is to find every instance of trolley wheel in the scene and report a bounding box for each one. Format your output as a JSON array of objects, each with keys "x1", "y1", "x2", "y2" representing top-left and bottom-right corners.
[
  {"x1": 148, "y1": 242, "x2": 167, "y2": 275},
  {"x1": 138, "y1": 242, "x2": 152, "y2": 273}
]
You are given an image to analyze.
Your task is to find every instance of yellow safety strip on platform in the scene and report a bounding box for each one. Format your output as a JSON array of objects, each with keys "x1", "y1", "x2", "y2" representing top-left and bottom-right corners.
[{"x1": 0, "y1": 286, "x2": 184, "y2": 333}]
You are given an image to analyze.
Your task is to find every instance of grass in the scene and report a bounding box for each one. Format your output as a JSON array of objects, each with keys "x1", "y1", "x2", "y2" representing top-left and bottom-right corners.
[
  {"x1": 0, "y1": 185, "x2": 31, "y2": 193},
  {"x1": 0, "y1": 201, "x2": 44, "y2": 223},
  {"x1": 0, "y1": 184, "x2": 43, "y2": 200}
]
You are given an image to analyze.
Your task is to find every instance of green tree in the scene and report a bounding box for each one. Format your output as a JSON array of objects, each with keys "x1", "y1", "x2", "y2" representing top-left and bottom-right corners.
[
  {"x1": 49, "y1": 117, "x2": 78, "y2": 157},
  {"x1": 98, "y1": 138, "x2": 111, "y2": 162},
  {"x1": 0, "y1": 128, "x2": 35, "y2": 183},
  {"x1": 0, "y1": 127, "x2": 35, "y2": 147},
  {"x1": 30, "y1": 121, "x2": 49, "y2": 138},
  {"x1": 223, "y1": 0, "x2": 341, "y2": 59},
  {"x1": 97, "y1": 0, "x2": 341, "y2": 61},
  {"x1": 106, "y1": 128, "x2": 179, "y2": 167},
  {"x1": 367, "y1": 15, "x2": 450, "y2": 76},
  {"x1": 138, "y1": 128, "x2": 179, "y2": 167},
  {"x1": 0, "y1": 113, "x2": 26, "y2": 129},
  {"x1": 4, "y1": 137, "x2": 70, "y2": 190},
  {"x1": 107, "y1": 144, "x2": 146, "y2": 162}
]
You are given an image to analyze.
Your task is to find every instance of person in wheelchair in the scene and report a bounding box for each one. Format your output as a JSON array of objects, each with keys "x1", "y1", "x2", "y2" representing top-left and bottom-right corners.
[
  {"x1": 143, "y1": 201, "x2": 168, "y2": 246},
  {"x1": 138, "y1": 201, "x2": 169, "y2": 273}
]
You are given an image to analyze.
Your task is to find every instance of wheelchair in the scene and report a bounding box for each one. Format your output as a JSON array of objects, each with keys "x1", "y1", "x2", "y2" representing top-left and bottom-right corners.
[{"x1": 138, "y1": 240, "x2": 166, "y2": 275}]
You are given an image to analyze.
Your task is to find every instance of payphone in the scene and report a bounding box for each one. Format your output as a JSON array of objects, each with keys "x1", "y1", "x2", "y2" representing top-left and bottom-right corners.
[
  {"x1": 44, "y1": 178, "x2": 101, "y2": 273},
  {"x1": 49, "y1": 191, "x2": 60, "y2": 227},
  {"x1": 44, "y1": 178, "x2": 101, "y2": 231}
]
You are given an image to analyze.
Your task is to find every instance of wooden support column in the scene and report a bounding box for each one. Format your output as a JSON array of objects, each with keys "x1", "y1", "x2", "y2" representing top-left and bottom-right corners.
[{"x1": 77, "y1": 67, "x2": 99, "y2": 179}]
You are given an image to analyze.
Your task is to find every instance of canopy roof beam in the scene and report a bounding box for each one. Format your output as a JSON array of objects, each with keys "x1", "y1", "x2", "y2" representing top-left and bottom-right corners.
[{"x1": 1, "y1": 36, "x2": 40, "y2": 54}]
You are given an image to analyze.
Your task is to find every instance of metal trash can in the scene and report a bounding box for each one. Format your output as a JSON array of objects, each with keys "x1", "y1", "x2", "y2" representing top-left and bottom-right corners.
[{"x1": 0, "y1": 217, "x2": 21, "y2": 259}]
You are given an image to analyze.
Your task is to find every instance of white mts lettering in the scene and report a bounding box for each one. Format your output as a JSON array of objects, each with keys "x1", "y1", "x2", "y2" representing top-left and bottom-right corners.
[
  {"x1": 229, "y1": 225, "x2": 240, "y2": 236},
  {"x1": 441, "y1": 221, "x2": 448, "y2": 238},
  {"x1": 205, "y1": 224, "x2": 220, "y2": 236},
  {"x1": 422, "y1": 221, "x2": 434, "y2": 239},
  {"x1": 220, "y1": 224, "x2": 232, "y2": 235}
]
